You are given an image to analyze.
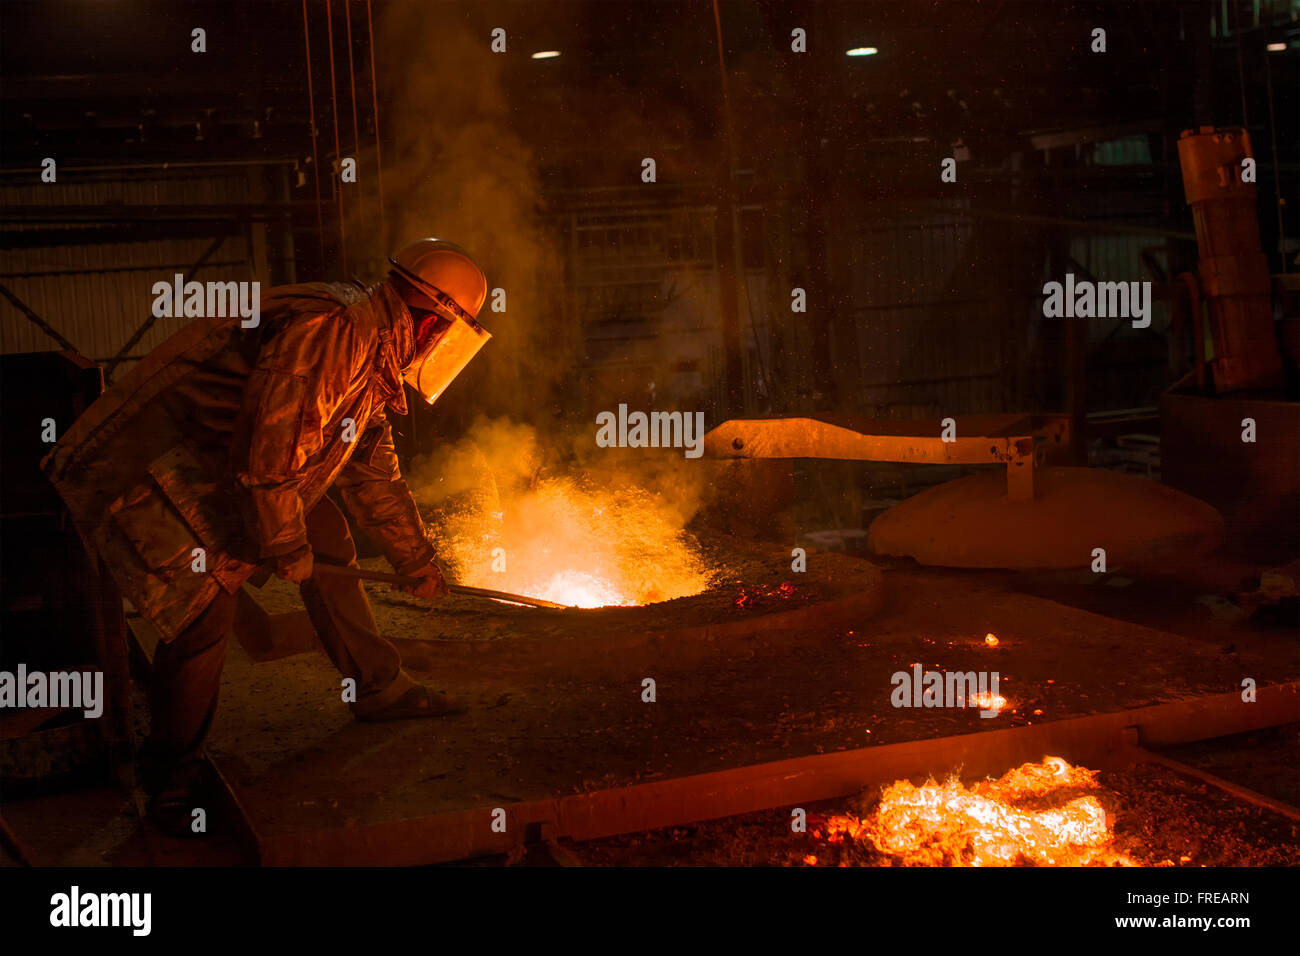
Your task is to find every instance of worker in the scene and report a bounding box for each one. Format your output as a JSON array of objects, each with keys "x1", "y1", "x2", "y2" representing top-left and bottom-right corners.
[{"x1": 42, "y1": 238, "x2": 490, "y2": 835}]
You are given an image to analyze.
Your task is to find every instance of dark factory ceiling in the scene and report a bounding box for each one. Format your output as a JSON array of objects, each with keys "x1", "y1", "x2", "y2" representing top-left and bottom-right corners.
[{"x1": 1, "y1": 1, "x2": 1295, "y2": 176}]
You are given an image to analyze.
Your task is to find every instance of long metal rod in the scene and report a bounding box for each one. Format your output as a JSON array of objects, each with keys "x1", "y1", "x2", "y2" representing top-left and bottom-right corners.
[
  {"x1": 967, "y1": 207, "x2": 1198, "y2": 241},
  {"x1": 0, "y1": 283, "x2": 78, "y2": 351},
  {"x1": 0, "y1": 202, "x2": 324, "y2": 223},
  {"x1": 1263, "y1": 46, "x2": 1288, "y2": 273},
  {"x1": 301, "y1": 0, "x2": 326, "y2": 272},
  {"x1": 103, "y1": 235, "x2": 225, "y2": 380},
  {"x1": 0, "y1": 159, "x2": 301, "y2": 176},
  {"x1": 365, "y1": 0, "x2": 386, "y2": 246},
  {"x1": 308, "y1": 562, "x2": 567, "y2": 608},
  {"x1": 0, "y1": 260, "x2": 245, "y2": 280},
  {"x1": 1130, "y1": 748, "x2": 1300, "y2": 824},
  {"x1": 710, "y1": 0, "x2": 768, "y2": 404},
  {"x1": 344, "y1": 0, "x2": 364, "y2": 225},
  {"x1": 323, "y1": 0, "x2": 348, "y2": 275}
]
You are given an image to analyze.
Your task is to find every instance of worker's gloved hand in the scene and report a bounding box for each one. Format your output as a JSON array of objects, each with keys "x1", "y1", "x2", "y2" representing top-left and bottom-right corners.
[
  {"x1": 403, "y1": 560, "x2": 450, "y2": 601},
  {"x1": 275, "y1": 544, "x2": 314, "y2": 584}
]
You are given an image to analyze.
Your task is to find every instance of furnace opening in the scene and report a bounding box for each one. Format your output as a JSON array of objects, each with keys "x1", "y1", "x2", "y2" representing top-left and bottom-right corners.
[{"x1": 411, "y1": 419, "x2": 715, "y2": 608}]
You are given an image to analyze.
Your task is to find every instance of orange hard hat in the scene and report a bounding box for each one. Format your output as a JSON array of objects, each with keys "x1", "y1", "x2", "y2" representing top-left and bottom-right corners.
[
  {"x1": 388, "y1": 237, "x2": 487, "y2": 323},
  {"x1": 388, "y1": 238, "x2": 491, "y2": 406}
]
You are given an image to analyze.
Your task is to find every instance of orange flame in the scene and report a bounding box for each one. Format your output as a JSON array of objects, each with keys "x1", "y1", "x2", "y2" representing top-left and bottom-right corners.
[
  {"x1": 822, "y1": 757, "x2": 1134, "y2": 866},
  {"x1": 415, "y1": 432, "x2": 714, "y2": 607}
]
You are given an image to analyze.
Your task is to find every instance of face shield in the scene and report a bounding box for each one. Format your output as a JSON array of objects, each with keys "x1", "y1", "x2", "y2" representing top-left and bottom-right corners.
[{"x1": 402, "y1": 306, "x2": 491, "y2": 406}]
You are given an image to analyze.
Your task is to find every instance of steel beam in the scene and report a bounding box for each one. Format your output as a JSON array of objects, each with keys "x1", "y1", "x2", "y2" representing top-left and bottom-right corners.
[
  {"x1": 0, "y1": 203, "x2": 313, "y2": 224},
  {"x1": 104, "y1": 235, "x2": 225, "y2": 380},
  {"x1": 0, "y1": 284, "x2": 78, "y2": 352}
]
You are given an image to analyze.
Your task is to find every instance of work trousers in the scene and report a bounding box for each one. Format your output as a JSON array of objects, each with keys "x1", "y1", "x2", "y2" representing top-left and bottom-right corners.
[{"x1": 142, "y1": 495, "x2": 419, "y2": 789}]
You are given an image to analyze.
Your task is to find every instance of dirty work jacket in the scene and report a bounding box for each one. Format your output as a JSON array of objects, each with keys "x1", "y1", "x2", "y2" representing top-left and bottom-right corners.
[{"x1": 42, "y1": 280, "x2": 436, "y2": 642}]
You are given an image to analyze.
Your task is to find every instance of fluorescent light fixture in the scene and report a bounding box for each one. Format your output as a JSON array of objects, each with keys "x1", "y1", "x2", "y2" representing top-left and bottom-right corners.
[
  {"x1": 846, "y1": 46, "x2": 878, "y2": 57},
  {"x1": 1266, "y1": 42, "x2": 1286, "y2": 52},
  {"x1": 531, "y1": 50, "x2": 561, "y2": 59}
]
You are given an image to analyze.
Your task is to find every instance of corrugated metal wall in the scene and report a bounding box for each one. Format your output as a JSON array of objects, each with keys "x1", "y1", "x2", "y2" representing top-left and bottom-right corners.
[
  {"x1": 558, "y1": 203, "x2": 727, "y2": 413},
  {"x1": 1067, "y1": 134, "x2": 1171, "y2": 409},
  {"x1": 1, "y1": 173, "x2": 261, "y2": 378},
  {"x1": 1068, "y1": 231, "x2": 1171, "y2": 409},
  {"x1": 844, "y1": 199, "x2": 1003, "y2": 418}
]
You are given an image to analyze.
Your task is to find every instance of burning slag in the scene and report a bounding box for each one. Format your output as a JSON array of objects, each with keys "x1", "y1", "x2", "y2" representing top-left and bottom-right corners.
[
  {"x1": 891, "y1": 664, "x2": 1002, "y2": 718},
  {"x1": 595, "y1": 404, "x2": 705, "y2": 459}
]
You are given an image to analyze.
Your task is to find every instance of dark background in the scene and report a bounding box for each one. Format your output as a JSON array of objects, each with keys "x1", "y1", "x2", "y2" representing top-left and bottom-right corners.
[{"x1": 2, "y1": 0, "x2": 1296, "y2": 438}]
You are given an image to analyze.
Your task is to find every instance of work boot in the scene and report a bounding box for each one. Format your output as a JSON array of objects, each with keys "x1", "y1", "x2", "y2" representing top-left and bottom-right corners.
[
  {"x1": 142, "y1": 758, "x2": 215, "y2": 839},
  {"x1": 354, "y1": 684, "x2": 466, "y2": 722}
]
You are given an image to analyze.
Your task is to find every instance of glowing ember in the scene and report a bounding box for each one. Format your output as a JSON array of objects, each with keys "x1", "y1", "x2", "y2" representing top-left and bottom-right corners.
[
  {"x1": 412, "y1": 420, "x2": 714, "y2": 608},
  {"x1": 734, "y1": 581, "x2": 797, "y2": 608},
  {"x1": 985, "y1": 633, "x2": 999, "y2": 646},
  {"x1": 970, "y1": 690, "x2": 1011, "y2": 713},
  {"x1": 815, "y1": 757, "x2": 1135, "y2": 866}
]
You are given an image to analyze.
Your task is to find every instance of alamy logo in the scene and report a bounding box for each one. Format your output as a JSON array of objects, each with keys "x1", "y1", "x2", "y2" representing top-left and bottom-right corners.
[
  {"x1": 891, "y1": 665, "x2": 1003, "y2": 718},
  {"x1": 595, "y1": 404, "x2": 705, "y2": 459},
  {"x1": 151, "y1": 274, "x2": 260, "y2": 328},
  {"x1": 50, "y1": 886, "x2": 151, "y2": 936},
  {"x1": 1042, "y1": 274, "x2": 1151, "y2": 328},
  {"x1": 0, "y1": 665, "x2": 102, "y2": 718}
]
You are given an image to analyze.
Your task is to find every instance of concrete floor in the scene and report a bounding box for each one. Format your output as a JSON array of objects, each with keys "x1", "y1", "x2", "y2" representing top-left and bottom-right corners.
[{"x1": 4, "y1": 549, "x2": 1297, "y2": 866}]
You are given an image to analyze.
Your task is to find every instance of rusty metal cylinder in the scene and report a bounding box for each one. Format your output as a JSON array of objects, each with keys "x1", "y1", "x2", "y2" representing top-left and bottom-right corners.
[{"x1": 1177, "y1": 126, "x2": 1283, "y2": 393}]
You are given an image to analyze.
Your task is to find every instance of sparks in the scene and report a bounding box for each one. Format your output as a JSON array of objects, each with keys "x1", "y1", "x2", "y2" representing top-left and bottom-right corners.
[
  {"x1": 970, "y1": 690, "x2": 1010, "y2": 713},
  {"x1": 420, "y1": 447, "x2": 712, "y2": 607}
]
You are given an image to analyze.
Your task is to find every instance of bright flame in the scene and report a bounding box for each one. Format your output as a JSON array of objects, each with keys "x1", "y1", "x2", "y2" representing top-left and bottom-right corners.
[
  {"x1": 984, "y1": 633, "x2": 999, "y2": 646},
  {"x1": 432, "y1": 479, "x2": 712, "y2": 606},
  {"x1": 413, "y1": 422, "x2": 713, "y2": 608},
  {"x1": 818, "y1": 758, "x2": 1134, "y2": 866},
  {"x1": 529, "y1": 569, "x2": 628, "y2": 608}
]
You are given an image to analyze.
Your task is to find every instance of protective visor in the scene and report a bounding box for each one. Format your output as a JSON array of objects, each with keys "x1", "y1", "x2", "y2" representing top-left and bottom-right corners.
[{"x1": 402, "y1": 310, "x2": 491, "y2": 405}]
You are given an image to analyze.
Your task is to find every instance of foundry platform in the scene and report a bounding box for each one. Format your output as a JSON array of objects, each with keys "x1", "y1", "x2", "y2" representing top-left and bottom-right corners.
[{"x1": 1, "y1": 0, "x2": 1297, "y2": 927}]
